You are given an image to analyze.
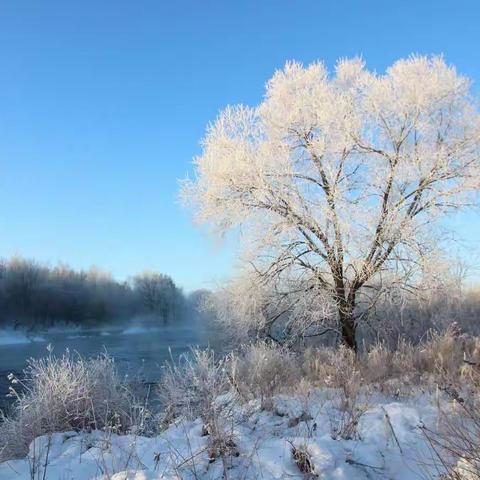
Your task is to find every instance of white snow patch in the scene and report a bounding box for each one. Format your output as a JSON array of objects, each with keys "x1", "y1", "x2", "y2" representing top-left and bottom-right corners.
[{"x1": 0, "y1": 393, "x2": 449, "y2": 479}]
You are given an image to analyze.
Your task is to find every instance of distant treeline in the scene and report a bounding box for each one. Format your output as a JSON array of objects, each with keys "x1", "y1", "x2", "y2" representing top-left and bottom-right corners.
[{"x1": 0, "y1": 257, "x2": 198, "y2": 329}]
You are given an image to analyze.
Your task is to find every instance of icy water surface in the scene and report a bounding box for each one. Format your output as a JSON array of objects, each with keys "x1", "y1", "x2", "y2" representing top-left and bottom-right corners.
[{"x1": 0, "y1": 321, "x2": 223, "y2": 410}]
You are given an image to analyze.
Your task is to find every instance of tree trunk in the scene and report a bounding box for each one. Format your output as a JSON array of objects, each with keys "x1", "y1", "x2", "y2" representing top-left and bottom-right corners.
[
  {"x1": 333, "y1": 276, "x2": 358, "y2": 352},
  {"x1": 339, "y1": 308, "x2": 357, "y2": 352}
]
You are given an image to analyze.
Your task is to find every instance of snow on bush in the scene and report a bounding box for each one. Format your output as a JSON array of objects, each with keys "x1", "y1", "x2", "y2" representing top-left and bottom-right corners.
[
  {"x1": 157, "y1": 348, "x2": 240, "y2": 466},
  {"x1": 0, "y1": 352, "x2": 146, "y2": 462},
  {"x1": 229, "y1": 342, "x2": 298, "y2": 407},
  {"x1": 158, "y1": 348, "x2": 231, "y2": 424}
]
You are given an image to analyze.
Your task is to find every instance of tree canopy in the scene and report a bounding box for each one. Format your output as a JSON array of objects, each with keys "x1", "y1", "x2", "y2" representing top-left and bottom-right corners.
[{"x1": 184, "y1": 56, "x2": 480, "y2": 350}]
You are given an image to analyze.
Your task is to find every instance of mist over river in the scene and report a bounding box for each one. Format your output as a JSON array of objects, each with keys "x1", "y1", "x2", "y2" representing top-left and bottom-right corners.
[{"x1": 0, "y1": 321, "x2": 224, "y2": 410}]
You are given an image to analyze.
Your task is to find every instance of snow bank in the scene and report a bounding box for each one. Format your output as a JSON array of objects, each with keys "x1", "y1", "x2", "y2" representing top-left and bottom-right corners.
[
  {"x1": 0, "y1": 392, "x2": 444, "y2": 479},
  {"x1": 0, "y1": 329, "x2": 46, "y2": 346}
]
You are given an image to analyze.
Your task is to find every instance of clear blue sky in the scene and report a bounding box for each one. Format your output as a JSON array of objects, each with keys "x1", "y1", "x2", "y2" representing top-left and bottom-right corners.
[{"x1": 0, "y1": 0, "x2": 479, "y2": 291}]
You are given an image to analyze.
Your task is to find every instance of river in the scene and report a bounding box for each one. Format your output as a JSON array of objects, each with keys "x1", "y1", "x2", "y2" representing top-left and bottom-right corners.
[{"x1": 0, "y1": 321, "x2": 224, "y2": 411}]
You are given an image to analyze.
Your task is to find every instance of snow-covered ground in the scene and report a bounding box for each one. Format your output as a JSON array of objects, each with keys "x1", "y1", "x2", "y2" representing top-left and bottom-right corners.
[{"x1": 0, "y1": 391, "x2": 448, "y2": 479}]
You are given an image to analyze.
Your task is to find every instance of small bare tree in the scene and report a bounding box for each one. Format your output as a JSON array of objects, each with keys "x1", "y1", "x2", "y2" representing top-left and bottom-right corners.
[{"x1": 183, "y1": 56, "x2": 480, "y2": 350}]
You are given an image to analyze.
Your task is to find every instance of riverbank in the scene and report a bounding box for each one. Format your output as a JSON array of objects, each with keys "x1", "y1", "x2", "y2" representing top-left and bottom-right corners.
[
  {"x1": 0, "y1": 329, "x2": 47, "y2": 346},
  {"x1": 0, "y1": 323, "x2": 223, "y2": 411},
  {"x1": 0, "y1": 391, "x2": 461, "y2": 479},
  {"x1": 1, "y1": 331, "x2": 479, "y2": 479}
]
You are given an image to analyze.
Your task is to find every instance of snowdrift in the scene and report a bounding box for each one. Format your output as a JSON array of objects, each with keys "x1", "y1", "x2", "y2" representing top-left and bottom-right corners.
[{"x1": 0, "y1": 392, "x2": 445, "y2": 479}]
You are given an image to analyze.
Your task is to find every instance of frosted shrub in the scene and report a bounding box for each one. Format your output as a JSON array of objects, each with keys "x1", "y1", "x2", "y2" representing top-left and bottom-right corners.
[
  {"x1": 302, "y1": 346, "x2": 359, "y2": 394},
  {"x1": 421, "y1": 368, "x2": 480, "y2": 479},
  {"x1": 301, "y1": 346, "x2": 367, "y2": 439},
  {"x1": 157, "y1": 348, "x2": 239, "y2": 465},
  {"x1": 362, "y1": 343, "x2": 395, "y2": 384},
  {"x1": 394, "y1": 326, "x2": 480, "y2": 382},
  {"x1": 0, "y1": 352, "x2": 139, "y2": 461},
  {"x1": 158, "y1": 348, "x2": 231, "y2": 425},
  {"x1": 230, "y1": 342, "x2": 298, "y2": 407}
]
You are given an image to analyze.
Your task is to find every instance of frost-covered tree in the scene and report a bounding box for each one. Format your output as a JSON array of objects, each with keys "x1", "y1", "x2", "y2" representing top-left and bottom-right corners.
[
  {"x1": 0, "y1": 257, "x2": 187, "y2": 328},
  {"x1": 132, "y1": 272, "x2": 183, "y2": 322},
  {"x1": 183, "y1": 56, "x2": 480, "y2": 350}
]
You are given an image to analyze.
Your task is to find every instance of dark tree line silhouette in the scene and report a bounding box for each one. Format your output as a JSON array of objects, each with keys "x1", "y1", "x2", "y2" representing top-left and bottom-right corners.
[{"x1": 0, "y1": 257, "x2": 188, "y2": 329}]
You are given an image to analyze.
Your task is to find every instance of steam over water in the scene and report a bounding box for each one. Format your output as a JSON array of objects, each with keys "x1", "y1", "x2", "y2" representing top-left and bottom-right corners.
[{"x1": 0, "y1": 321, "x2": 223, "y2": 410}]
